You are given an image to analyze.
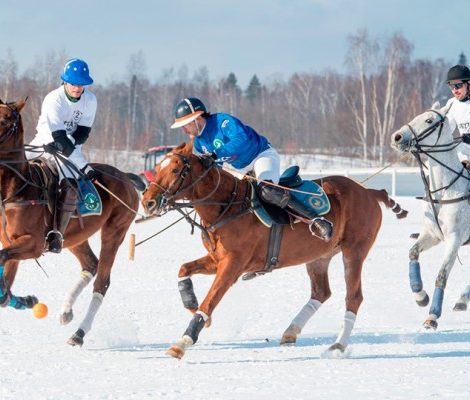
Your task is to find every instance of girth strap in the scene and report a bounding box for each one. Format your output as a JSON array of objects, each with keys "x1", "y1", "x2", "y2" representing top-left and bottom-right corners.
[{"x1": 242, "y1": 223, "x2": 283, "y2": 281}]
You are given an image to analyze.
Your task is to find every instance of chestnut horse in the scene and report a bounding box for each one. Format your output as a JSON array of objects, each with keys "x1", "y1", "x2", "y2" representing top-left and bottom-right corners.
[
  {"x1": 0, "y1": 99, "x2": 139, "y2": 346},
  {"x1": 141, "y1": 142, "x2": 408, "y2": 359}
]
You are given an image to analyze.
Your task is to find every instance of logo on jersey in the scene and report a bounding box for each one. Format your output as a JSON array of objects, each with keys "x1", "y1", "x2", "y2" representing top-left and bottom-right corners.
[
  {"x1": 221, "y1": 119, "x2": 230, "y2": 128},
  {"x1": 213, "y1": 138, "x2": 224, "y2": 149}
]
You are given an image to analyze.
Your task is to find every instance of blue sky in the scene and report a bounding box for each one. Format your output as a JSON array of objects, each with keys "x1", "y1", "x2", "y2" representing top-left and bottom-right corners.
[{"x1": 1, "y1": 0, "x2": 468, "y2": 87}]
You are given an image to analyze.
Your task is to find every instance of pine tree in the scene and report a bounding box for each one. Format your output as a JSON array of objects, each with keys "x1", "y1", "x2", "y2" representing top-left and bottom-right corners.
[
  {"x1": 245, "y1": 74, "x2": 261, "y2": 103},
  {"x1": 458, "y1": 52, "x2": 467, "y2": 65}
]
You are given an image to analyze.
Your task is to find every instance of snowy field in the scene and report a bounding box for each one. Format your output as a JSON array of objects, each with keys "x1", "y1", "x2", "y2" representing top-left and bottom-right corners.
[{"x1": 1, "y1": 197, "x2": 470, "y2": 399}]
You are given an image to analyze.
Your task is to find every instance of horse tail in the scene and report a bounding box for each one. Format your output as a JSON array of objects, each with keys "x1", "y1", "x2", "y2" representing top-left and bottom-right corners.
[{"x1": 369, "y1": 188, "x2": 408, "y2": 219}]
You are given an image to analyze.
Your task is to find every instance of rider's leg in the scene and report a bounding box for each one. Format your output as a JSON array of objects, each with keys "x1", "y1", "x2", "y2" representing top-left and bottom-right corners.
[
  {"x1": 253, "y1": 149, "x2": 332, "y2": 241},
  {"x1": 46, "y1": 179, "x2": 78, "y2": 253}
]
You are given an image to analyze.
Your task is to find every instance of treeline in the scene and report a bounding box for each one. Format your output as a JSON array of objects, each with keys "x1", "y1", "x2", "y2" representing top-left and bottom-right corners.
[{"x1": 0, "y1": 30, "x2": 464, "y2": 165}]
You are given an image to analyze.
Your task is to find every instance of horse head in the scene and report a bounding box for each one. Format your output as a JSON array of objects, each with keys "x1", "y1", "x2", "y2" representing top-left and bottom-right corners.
[
  {"x1": 141, "y1": 141, "x2": 208, "y2": 216},
  {"x1": 0, "y1": 99, "x2": 27, "y2": 150},
  {"x1": 391, "y1": 102, "x2": 453, "y2": 154}
]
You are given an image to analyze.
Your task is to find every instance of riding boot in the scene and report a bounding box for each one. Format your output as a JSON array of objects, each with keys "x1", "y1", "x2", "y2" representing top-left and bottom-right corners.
[
  {"x1": 257, "y1": 181, "x2": 290, "y2": 208},
  {"x1": 284, "y1": 194, "x2": 333, "y2": 242},
  {"x1": 46, "y1": 179, "x2": 78, "y2": 253}
]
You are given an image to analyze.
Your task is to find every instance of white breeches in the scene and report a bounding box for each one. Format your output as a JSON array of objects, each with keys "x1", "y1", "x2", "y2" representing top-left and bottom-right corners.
[
  {"x1": 26, "y1": 137, "x2": 89, "y2": 181},
  {"x1": 231, "y1": 147, "x2": 281, "y2": 183}
]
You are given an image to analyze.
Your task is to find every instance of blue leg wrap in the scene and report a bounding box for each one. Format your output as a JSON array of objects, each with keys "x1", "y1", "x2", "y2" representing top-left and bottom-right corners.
[
  {"x1": 0, "y1": 265, "x2": 30, "y2": 310},
  {"x1": 429, "y1": 287, "x2": 444, "y2": 318},
  {"x1": 409, "y1": 260, "x2": 423, "y2": 293}
]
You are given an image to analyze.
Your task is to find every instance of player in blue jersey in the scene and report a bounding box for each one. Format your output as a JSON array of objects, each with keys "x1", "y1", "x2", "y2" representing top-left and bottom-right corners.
[{"x1": 170, "y1": 97, "x2": 332, "y2": 241}]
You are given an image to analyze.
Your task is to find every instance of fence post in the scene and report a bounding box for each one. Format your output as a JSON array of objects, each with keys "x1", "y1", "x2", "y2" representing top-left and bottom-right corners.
[{"x1": 391, "y1": 168, "x2": 397, "y2": 197}]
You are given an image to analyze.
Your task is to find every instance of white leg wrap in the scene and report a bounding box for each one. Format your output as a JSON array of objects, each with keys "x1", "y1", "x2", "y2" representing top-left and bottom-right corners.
[
  {"x1": 291, "y1": 299, "x2": 322, "y2": 329},
  {"x1": 61, "y1": 270, "x2": 93, "y2": 314},
  {"x1": 335, "y1": 310, "x2": 356, "y2": 347},
  {"x1": 178, "y1": 276, "x2": 190, "y2": 282},
  {"x1": 78, "y1": 292, "x2": 104, "y2": 334}
]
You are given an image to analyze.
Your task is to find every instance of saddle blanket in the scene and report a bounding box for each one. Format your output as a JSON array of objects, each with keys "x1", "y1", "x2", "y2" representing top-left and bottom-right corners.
[{"x1": 74, "y1": 179, "x2": 102, "y2": 217}]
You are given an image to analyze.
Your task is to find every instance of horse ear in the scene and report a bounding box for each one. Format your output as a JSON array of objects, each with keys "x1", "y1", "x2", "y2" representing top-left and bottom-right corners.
[
  {"x1": 13, "y1": 99, "x2": 26, "y2": 112},
  {"x1": 431, "y1": 101, "x2": 440, "y2": 109},
  {"x1": 175, "y1": 142, "x2": 186, "y2": 151}
]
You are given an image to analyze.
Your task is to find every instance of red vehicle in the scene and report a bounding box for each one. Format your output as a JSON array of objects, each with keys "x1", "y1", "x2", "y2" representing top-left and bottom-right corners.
[{"x1": 139, "y1": 145, "x2": 175, "y2": 183}]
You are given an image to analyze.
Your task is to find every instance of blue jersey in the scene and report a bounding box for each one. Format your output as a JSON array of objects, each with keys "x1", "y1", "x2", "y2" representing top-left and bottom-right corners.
[{"x1": 193, "y1": 113, "x2": 270, "y2": 169}]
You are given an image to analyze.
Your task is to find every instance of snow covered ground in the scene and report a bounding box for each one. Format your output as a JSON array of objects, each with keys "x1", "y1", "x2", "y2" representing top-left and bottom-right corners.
[{"x1": 1, "y1": 197, "x2": 470, "y2": 399}]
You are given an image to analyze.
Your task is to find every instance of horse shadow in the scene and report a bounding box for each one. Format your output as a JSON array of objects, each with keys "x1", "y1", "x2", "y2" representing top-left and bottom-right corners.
[{"x1": 91, "y1": 329, "x2": 470, "y2": 362}]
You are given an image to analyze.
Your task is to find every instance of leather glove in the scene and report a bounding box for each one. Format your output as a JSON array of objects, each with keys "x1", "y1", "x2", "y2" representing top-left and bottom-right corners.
[
  {"x1": 201, "y1": 152, "x2": 218, "y2": 169},
  {"x1": 44, "y1": 142, "x2": 59, "y2": 154},
  {"x1": 462, "y1": 134, "x2": 470, "y2": 144},
  {"x1": 81, "y1": 165, "x2": 101, "y2": 182}
]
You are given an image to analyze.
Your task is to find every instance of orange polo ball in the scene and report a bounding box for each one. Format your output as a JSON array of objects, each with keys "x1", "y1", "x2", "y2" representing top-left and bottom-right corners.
[{"x1": 32, "y1": 303, "x2": 48, "y2": 319}]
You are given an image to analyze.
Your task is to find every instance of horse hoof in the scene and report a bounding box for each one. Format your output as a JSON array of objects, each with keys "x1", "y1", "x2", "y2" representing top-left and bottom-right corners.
[
  {"x1": 328, "y1": 343, "x2": 346, "y2": 352},
  {"x1": 166, "y1": 345, "x2": 185, "y2": 359},
  {"x1": 415, "y1": 293, "x2": 429, "y2": 307},
  {"x1": 280, "y1": 334, "x2": 297, "y2": 346},
  {"x1": 67, "y1": 329, "x2": 85, "y2": 347},
  {"x1": 453, "y1": 302, "x2": 467, "y2": 311},
  {"x1": 280, "y1": 324, "x2": 300, "y2": 345},
  {"x1": 204, "y1": 316, "x2": 212, "y2": 328},
  {"x1": 423, "y1": 319, "x2": 438, "y2": 330},
  {"x1": 60, "y1": 310, "x2": 74, "y2": 325}
]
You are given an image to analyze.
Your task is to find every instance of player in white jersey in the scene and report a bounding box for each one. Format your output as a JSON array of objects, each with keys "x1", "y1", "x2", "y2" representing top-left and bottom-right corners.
[
  {"x1": 444, "y1": 65, "x2": 470, "y2": 162},
  {"x1": 26, "y1": 58, "x2": 99, "y2": 253}
]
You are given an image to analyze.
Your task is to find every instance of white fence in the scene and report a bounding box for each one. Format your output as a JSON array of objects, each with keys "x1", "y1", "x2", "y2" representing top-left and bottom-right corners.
[{"x1": 301, "y1": 167, "x2": 422, "y2": 197}]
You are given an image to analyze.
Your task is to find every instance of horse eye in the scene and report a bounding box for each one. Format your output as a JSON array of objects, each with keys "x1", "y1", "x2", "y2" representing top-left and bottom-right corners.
[
  {"x1": 172, "y1": 168, "x2": 179, "y2": 174},
  {"x1": 425, "y1": 118, "x2": 433, "y2": 124}
]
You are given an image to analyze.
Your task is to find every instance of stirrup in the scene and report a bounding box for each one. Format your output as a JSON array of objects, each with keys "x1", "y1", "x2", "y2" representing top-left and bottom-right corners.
[
  {"x1": 309, "y1": 217, "x2": 333, "y2": 242},
  {"x1": 46, "y1": 230, "x2": 64, "y2": 254}
]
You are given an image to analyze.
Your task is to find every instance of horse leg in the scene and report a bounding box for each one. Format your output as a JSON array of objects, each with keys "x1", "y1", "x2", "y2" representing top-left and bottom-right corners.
[
  {"x1": 0, "y1": 236, "x2": 44, "y2": 310},
  {"x1": 453, "y1": 285, "x2": 470, "y2": 311},
  {"x1": 60, "y1": 241, "x2": 98, "y2": 325},
  {"x1": 178, "y1": 254, "x2": 217, "y2": 326},
  {"x1": 424, "y1": 237, "x2": 460, "y2": 330},
  {"x1": 324, "y1": 247, "x2": 370, "y2": 354},
  {"x1": 67, "y1": 218, "x2": 130, "y2": 347},
  {"x1": 409, "y1": 232, "x2": 440, "y2": 307},
  {"x1": 280, "y1": 257, "x2": 332, "y2": 345},
  {"x1": 167, "y1": 260, "x2": 240, "y2": 359}
]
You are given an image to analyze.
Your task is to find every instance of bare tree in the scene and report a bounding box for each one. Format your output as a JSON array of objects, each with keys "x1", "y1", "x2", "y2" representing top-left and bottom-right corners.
[{"x1": 344, "y1": 29, "x2": 378, "y2": 161}]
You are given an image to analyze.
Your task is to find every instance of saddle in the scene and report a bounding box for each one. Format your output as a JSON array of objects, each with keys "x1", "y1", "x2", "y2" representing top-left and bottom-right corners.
[
  {"x1": 31, "y1": 158, "x2": 102, "y2": 217},
  {"x1": 243, "y1": 166, "x2": 331, "y2": 281},
  {"x1": 251, "y1": 166, "x2": 331, "y2": 227}
]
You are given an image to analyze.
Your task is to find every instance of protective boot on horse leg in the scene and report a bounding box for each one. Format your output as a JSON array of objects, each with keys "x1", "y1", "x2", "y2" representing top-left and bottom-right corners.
[
  {"x1": 46, "y1": 179, "x2": 78, "y2": 253},
  {"x1": 258, "y1": 181, "x2": 333, "y2": 241}
]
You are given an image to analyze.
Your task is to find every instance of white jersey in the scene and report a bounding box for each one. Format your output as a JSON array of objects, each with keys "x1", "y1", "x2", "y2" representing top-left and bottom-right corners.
[
  {"x1": 446, "y1": 97, "x2": 470, "y2": 160},
  {"x1": 27, "y1": 86, "x2": 97, "y2": 175}
]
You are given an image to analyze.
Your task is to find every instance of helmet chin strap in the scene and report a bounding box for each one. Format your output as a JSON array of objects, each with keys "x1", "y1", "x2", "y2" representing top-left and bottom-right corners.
[{"x1": 194, "y1": 118, "x2": 205, "y2": 136}]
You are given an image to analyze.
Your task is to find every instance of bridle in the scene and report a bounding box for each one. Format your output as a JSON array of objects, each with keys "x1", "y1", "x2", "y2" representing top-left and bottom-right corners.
[
  {"x1": 404, "y1": 108, "x2": 470, "y2": 234},
  {"x1": 146, "y1": 152, "x2": 252, "y2": 246},
  {"x1": 148, "y1": 153, "x2": 220, "y2": 208}
]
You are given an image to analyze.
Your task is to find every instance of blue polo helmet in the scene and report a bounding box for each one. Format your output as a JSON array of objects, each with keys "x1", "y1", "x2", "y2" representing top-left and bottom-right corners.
[{"x1": 60, "y1": 59, "x2": 94, "y2": 85}]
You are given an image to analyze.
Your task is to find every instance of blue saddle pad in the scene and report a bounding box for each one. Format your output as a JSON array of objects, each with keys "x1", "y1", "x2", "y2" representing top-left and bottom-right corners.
[
  {"x1": 251, "y1": 167, "x2": 331, "y2": 227},
  {"x1": 290, "y1": 180, "x2": 331, "y2": 217},
  {"x1": 73, "y1": 179, "x2": 102, "y2": 217}
]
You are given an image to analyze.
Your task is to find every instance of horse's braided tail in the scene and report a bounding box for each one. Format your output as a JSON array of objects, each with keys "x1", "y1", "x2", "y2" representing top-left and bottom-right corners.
[{"x1": 369, "y1": 189, "x2": 408, "y2": 219}]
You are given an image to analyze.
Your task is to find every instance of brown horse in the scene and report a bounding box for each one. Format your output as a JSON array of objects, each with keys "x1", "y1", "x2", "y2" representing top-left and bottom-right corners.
[
  {"x1": 0, "y1": 99, "x2": 140, "y2": 346},
  {"x1": 141, "y1": 142, "x2": 408, "y2": 359}
]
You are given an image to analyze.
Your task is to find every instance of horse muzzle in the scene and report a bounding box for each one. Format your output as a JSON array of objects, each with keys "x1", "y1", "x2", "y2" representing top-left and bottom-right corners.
[
  {"x1": 142, "y1": 195, "x2": 167, "y2": 216},
  {"x1": 391, "y1": 130, "x2": 412, "y2": 152}
]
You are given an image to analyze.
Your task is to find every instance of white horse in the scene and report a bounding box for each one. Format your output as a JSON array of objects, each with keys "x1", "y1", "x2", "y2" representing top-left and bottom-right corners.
[{"x1": 391, "y1": 102, "x2": 470, "y2": 329}]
